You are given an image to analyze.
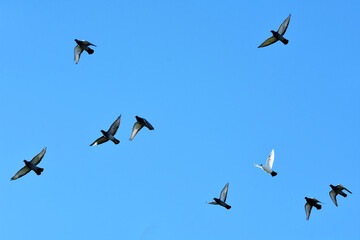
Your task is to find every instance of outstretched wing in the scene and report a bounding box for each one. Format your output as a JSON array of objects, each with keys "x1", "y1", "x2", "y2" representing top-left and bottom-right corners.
[
  {"x1": 329, "y1": 190, "x2": 338, "y2": 207},
  {"x1": 305, "y1": 203, "x2": 312, "y2": 220},
  {"x1": 30, "y1": 148, "x2": 47, "y2": 165},
  {"x1": 207, "y1": 201, "x2": 218, "y2": 205},
  {"x1": 108, "y1": 115, "x2": 121, "y2": 135},
  {"x1": 90, "y1": 136, "x2": 108, "y2": 146},
  {"x1": 254, "y1": 163, "x2": 262, "y2": 169},
  {"x1": 74, "y1": 45, "x2": 83, "y2": 64},
  {"x1": 277, "y1": 14, "x2": 291, "y2": 35},
  {"x1": 11, "y1": 166, "x2": 31, "y2": 181},
  {"x1": 337, "y1": 184, "x2": 352, "y2": 194},
  {"x1": 219, "y1": 183, "x2": 229, "y2": 202},
  {"x1": 266, "y1": 149, "x2": 275, "y2": 169},
  {"x1": 143, "y1": 119, "x2": 154, "y2": 130},
  {"x1": 130, "y1": 122, "x2": 143, "y2": 140},
  {"x1": 258, "y1": 36, "x2": 277, "y2": 48}
]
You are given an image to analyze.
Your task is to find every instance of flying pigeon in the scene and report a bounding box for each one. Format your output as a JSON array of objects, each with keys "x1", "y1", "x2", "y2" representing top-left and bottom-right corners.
[
  {"x1": 304, "y1": 197, "x2": 322, "y2": 220},
  {"x1": 74, "y1": 39, "x2": 96, "y2": 64},
  {"x1": 329, "y1": 184, "x2": 352, "y2": 207},
  {"x1": 207, "y1": 182, "x2": 231, "y2": 210},
  {"x1": 254, "y1": 149, "x2": 277, "y2": 177},
  {"x1": 129, "y1": 116, "x2": 154, "y2": 141},
  {"x1": 258, "y1": 14, "x2": 291, "y2": 48},
  {"x1": 11, "y1": 147, "x2": 47, "y2": 181},
  {"x1": 90, "y1": 115, "x2": 121, "y2": 146}
]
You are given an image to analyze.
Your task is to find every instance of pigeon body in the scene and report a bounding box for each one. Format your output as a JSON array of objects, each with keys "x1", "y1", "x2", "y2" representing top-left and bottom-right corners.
[
  {"x1": 90, "y1": 115, "x2": 121, "y2": 146},
  {"x1": 74, "y1": 39, "x2": 96, "y2": 64},
  {"x1": 11, "y1": 147, "x2": 47, "y2": 181},
  {"x1": 207, "y1": 183, "x2": 231, "y2": 210},
  {"x1": 258, "y1": 14, "x2": 291, "y2": 48},
  {"x1": 329, "y1": 184, "x2": 352, "y2": 207},
  {"x1": 254, "y1": 149, "x2": 277, "y2": 177},
  {"x1": 129, "y1": 116, "x2": 154, "y2": 141},
  {"x1": 304, "y1": 197, "x2": 322, "y2": 220}
]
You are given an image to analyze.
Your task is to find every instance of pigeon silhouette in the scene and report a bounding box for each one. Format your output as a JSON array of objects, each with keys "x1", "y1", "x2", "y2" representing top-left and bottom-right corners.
[
  {"x1": 329, "y1": 184, "x2": 352, "y2": 207},
  {"x1": 74, "y1": 39, "x2": 96, "y2": 64},
  {"x1": 254, "y1": 149, "x2": 277, "y2": 177},
  {"x1": 129, "y1": 116, "x2": 154, "y2": 141},
  {"x1": 90, "y1": 115, "x2": 121, "y2": 146},
  {"x1": 258, "y1": 14, "x2": 291, "y2": 48},
  {"x1": 304, "y1": 197, "x2": 322, "y2": 220},
  {"x1": 11, "y1": 147, "x2": 47, "y2": 181},
  {"x1": 207, "y1": 182, "x2": 231, "y2": 210}
]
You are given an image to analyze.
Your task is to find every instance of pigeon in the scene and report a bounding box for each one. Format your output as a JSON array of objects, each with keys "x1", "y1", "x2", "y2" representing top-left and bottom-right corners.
[
  {"x1": 74, "y1": 39, "x2": 96, "y2": 64},
  {"x1": 304, "y1": 197, "x2": 322, "y2": 220},
  {"x1": 258, "y1": 14, "x2": 291, "y2": 48},
  {"x1": 90, "y1": 115, "x2": 121, "y2": 146},
  {"x1": 329, "y1": 184, "x2": 352, "y2": 207},
  {"x1": 207, "y1": 182, "x2": 231, "y2": 210},
  {"x1": 129, "y1": 116, "x2": 154, "y2": 141},
  {"x1": 254, "y1": 149, "x2": 277, "y2": 177},
  {"x1": 11, "y1": 147, "x2": 47, "y2": 181}
]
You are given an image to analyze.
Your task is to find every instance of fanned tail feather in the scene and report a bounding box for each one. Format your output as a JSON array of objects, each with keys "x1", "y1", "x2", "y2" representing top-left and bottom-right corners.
[
  {"x1": 35, "y1": 167, "x2": 44, "y2": 175},
  {"x1": 86, "y1": 48, "x2": 94, "y2": 54},
  {"x1": 271, "y1": 171, "x2": 277, "y2": 177}
]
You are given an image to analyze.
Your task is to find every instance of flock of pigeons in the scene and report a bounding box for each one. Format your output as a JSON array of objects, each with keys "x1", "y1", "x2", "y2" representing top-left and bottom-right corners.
[
  {"x1": 205, "y1": 14, "x2": 353, "y2": 220},
  {"x1": 10, "y1": 14, "x2": 352, "y2": 222}
]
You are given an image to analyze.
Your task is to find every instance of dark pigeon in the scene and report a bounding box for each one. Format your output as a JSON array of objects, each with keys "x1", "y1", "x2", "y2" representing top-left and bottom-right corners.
[
  {"x1": 329, "y1": 184, "x2": 352, "y2": 207},
  {"x1": 258, "y1": 14, "x2": 291, "y2": 48},
  {"x1": 304, "y1": 197, "x2": 322, "y2": 220},
  {"x1": 129, "y1": 116, "x2": 154, "y2": 141},
  {"x1": 90, "y1": 115, "x2": 121, "y2": 146},
  {"x1": 11, "y1": 147, "x2": 47, "y2": 181},
  {"x1": 74, "y1": 39, "x2": 96, "y2": 64},
  {"x1": 207, "y1": 182, "x2": 231, "y2": 210}
]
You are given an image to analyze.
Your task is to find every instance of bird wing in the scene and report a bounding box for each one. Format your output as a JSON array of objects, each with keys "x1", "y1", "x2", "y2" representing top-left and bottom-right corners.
[
  {"x1": 90, "y1": 136, "x2": 108, "y2": 146},
  {"x1": 74, "y1": 45, "x2": 83, "y2": 64},
  {"x1": 254, "y1": 163, "x2": 262, "y2": 168},
  {"x1": 305, "y1": 203, "x2": 312, "y2": 220},
  {"x1": 337, "y1": 184, "x2": 352, "y2": 194},
  {"x1": 329, "y1": 190, "x2": 338, "y2": 207},
  {"x1": 207, "y1": 201, "x2": 218, "y2": 205},
  {"x1": 258, "y1": 36, "x2": 277, "y2": 48},
  {"x1": 277, "y1": 14, "x2": 291, "y2": 35},
  {"x1": 11, "y1": 166, "x2": 31, "y2": 181},
  {"x1": 143, "y1": 119, "x2": 154, "y2": 130},
  {"x1": 130, "y1": 122, "x2": 143, "y2": 140},
  {"x1": 219, "y1": 183, "x2": 229, "y2": 202},
  {"x1": 266, "y1": 149, "x2": 275, "y2": 169},
  {"x1": 30, "y1": 147, "x2": 47, "y2": 165},
  {"x1": 108, "y1": 115, "x2": 121, "y2": 135}
]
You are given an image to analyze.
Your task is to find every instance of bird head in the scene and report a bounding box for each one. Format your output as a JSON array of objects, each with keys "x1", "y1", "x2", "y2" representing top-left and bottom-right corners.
[
  {"x1": 23, "y1": 160, "x2": 28, "y2": 163},
  {"x1": 260, "y1": 164, "x2": 263, "y2": 166},
  {"x1": 270, "y1": 30, "x2": 276, "y2": 34},
  {"x1": 100, "y1": 130, "x2": 106, "y2": 134}
]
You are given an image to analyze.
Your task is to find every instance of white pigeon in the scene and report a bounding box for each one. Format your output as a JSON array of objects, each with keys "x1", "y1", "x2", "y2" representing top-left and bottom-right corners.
[{"x1": 254, "y1": 149, "x2": 277, "y2": 177}]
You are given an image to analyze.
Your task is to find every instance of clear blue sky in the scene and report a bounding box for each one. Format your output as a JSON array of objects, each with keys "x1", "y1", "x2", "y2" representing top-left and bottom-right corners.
[{"x1": 0, "y1": 0, "x2": 359, "y2": 239}]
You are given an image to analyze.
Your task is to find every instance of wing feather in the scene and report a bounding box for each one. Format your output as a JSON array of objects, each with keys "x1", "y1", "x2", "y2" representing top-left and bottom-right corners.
[
  {"x1": 258, "y1": 36, "x2": 277, "y2": 48},
  {"x1": 266, "y1": 149, "x2": 275, "y2": 169},
  {"x1": 74, "y1": 45, "x2": 83, "y2": 64},
  {"x1": 30, "y1": 148, "x2": 47, "y2": 165},
  {"x1": 329, "y1": 190, "x2": 338, "y2": 207},
  {"x1": 219, "y1": 183, "x2": 229, "y2": 202},
  {"x1": 305, "y1": 203, "x2": 312, "y2": 220},
  {"x1": 277, "y1": 14, "x2": 291, "y2": 35},
  {"x1": 130, "y1": 122, "x2": 143, "y2": 140},
  {"x1": 11, "y1": 166, "x2": 31, "y2": 181},
  {"x1": 108, "y1": 115, "x2": 121, "y2": 135},
  {"x1": 90, "y1": 136, "x2": 108, "y2": 146}
]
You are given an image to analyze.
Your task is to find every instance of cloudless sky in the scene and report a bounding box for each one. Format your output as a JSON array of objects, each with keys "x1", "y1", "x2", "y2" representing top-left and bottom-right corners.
[{"x1": 0, "y1": 0, "x2": 359, "y2": 239}]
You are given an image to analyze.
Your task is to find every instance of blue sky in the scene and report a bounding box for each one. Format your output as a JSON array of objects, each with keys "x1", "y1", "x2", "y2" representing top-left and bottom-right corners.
[{"x1": 0, "y1": 0, "x2": 359, "y2": 239}]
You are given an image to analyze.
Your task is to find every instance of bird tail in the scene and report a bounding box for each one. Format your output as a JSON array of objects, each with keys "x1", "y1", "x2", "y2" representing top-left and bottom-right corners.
[
  {"x1": 113, "y1": 138, "x2": 120, "y2": 144},
  {"x1": 225, "y1": 205, "x2": 231, "y2": 210},
  {"x1": 314, "y1": 204, "x2": 321, "y2": 210},
  {"x1": 271, "y1": 171, "x2": 277, "y2": 177},
  {"x1": 339, "y1": 192, "x2": 347, "y2": 197},
  {"x1": 86, "y1": 48, "x2": 94, "y2": 54},
  {"x1": 35, "y1": 167, "x2": 44, "y2": 175},
  {"x1": 281, "y1": 38, "x2": 289, "y2": 45}
]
